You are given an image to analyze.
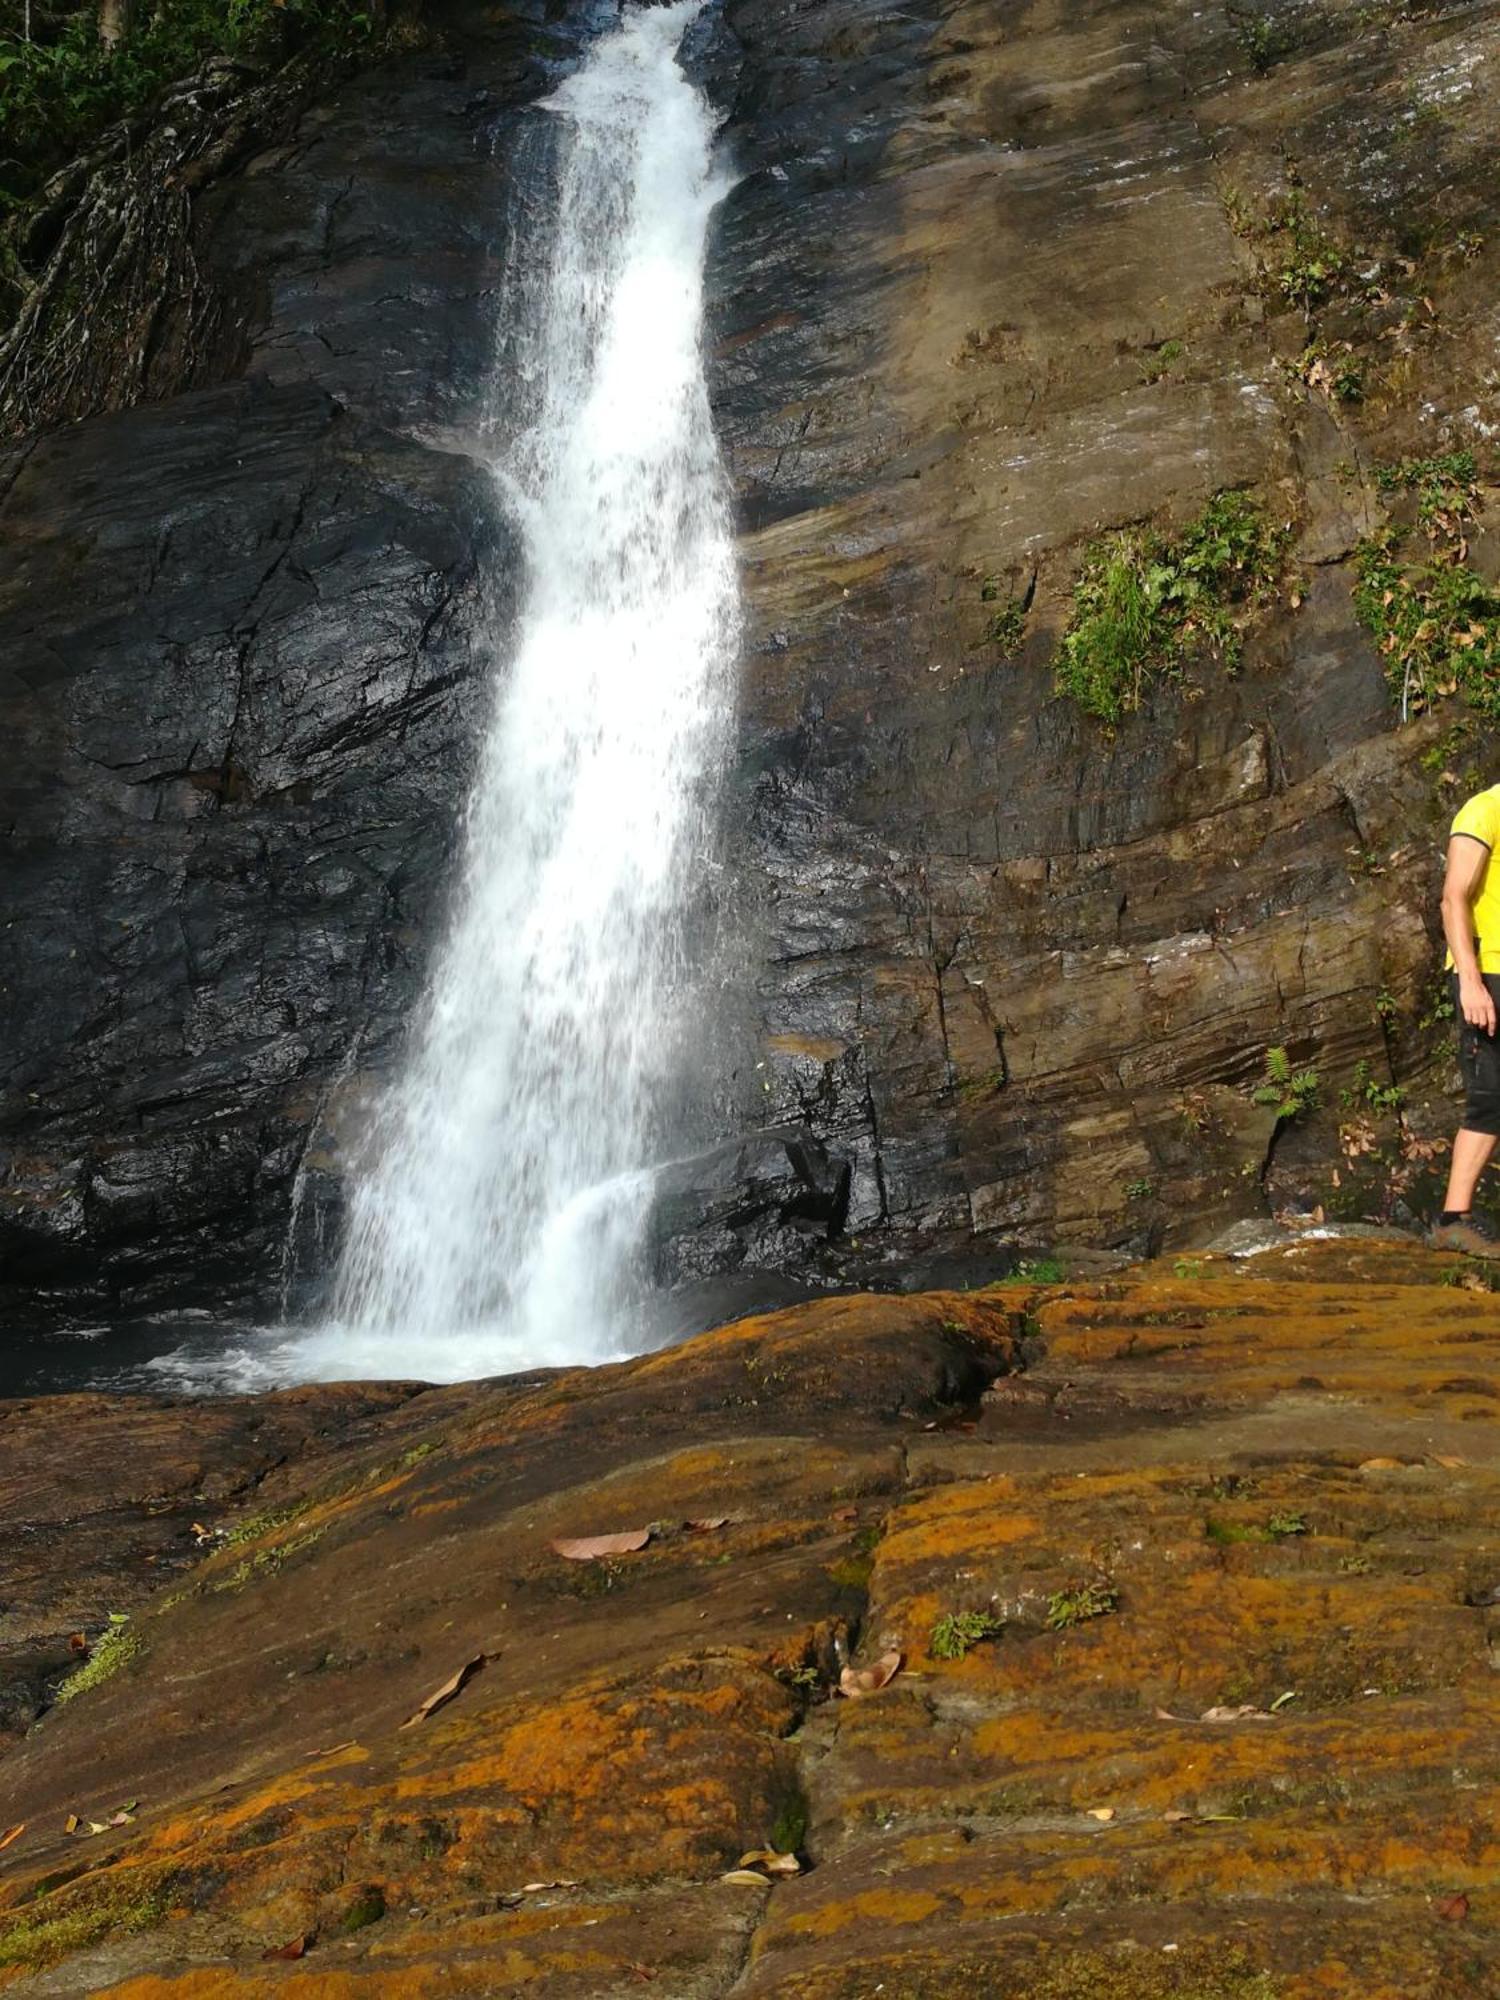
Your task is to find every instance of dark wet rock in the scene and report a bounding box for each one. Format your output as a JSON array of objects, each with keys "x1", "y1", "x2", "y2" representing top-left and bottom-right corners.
[{"x1": 648, "y1": 1125, "x2": 852, "y2": 1284}]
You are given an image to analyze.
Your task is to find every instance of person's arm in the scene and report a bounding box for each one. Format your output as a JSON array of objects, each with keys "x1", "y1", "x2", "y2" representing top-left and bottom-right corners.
[{"x1": 1443, "y1": 834, "x2": 1496, "y2": 1034}]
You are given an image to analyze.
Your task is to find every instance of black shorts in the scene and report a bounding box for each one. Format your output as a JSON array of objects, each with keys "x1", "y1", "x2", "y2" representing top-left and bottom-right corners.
[{"x1": 1455, "y1": 972, "x2": 1500, "y2": 1136}]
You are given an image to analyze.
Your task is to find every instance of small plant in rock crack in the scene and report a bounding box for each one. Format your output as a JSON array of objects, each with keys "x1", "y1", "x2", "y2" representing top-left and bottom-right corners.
[
  {"x1": 1340, "y1": 1058, "x2": 1404, "y2": 1114},
  {"x1": 929, "y1": 1609, "x2": 1006, "y2": 1660},
  {"x1": 1045, "y1": 1582, "x2": 1119, "y2": 1630},
  {"x1": 1252, "y1": 1046, "x2": 1320, "y2": 1121},
  {"x1": 1266, "y1": 1511, "x2": 1308, "y2": 1539}
]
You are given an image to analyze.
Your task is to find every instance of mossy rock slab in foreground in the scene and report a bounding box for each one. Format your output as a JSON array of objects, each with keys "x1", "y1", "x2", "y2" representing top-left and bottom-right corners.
[{"x1": 1, "y1": 1243, "x2": 1499, "y2": 1994}]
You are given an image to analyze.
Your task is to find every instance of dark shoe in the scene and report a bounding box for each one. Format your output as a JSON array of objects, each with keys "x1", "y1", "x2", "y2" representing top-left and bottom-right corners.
[{"x1": 1428, "y1": 1214, "x2": 1500, "y2": 1259}]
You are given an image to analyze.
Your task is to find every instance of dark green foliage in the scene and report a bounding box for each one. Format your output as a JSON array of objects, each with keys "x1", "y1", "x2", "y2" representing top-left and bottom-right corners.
[
  {"x1": 1056, "y1": 491, "x2": 1287, "y2": 723},
  {"x1": 0, "y1": 0, "x2": 376, "y2": 207},
  {"x1": 1252, "y1": 1046, "x2": 1319, "y2": 1121}
]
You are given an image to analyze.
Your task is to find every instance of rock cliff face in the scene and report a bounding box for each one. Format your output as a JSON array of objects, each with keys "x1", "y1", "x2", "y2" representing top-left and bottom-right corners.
[{"x1": 1, "y1": 0, "x2": 1496, "y2": 1319}]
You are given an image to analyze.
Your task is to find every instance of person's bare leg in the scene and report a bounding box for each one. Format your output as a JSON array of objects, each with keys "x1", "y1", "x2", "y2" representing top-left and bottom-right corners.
[{"x1": 1443, "y1": 1126, "x2": 1498, "y2": 1213}]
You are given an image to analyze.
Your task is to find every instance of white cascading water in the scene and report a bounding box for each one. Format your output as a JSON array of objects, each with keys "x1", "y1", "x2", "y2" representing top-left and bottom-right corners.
[{"x1": 276, "y1": 1, "x2": 740, "y2": 1383}]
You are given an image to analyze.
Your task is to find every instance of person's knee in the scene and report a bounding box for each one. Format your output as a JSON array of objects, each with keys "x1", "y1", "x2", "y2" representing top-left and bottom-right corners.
[{"x1": 1461, "y1": 1099, "x2": 1500, "y2": 1139}]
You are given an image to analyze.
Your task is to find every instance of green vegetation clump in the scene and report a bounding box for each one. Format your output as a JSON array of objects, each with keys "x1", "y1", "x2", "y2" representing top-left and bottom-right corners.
[
  {"x1": 1206, "y1": 1511, "x2": 1308, "y2": 1546},
  {"x1": 1045, "y1": 1582, "x2": 1118, "y2": 1630},
  {"x1": 994, "y1": 1255, "x2": 1067, "y2": 1285},
  {"x1": 1252, "y1": 1047, "x2": 1319, "y2": 1122},
  {"x1": 1341, "y1": 1058, "x2": 1403, "y2": 1114},
  {"x1": 1355, "y1": 450, "x2": 1499, "y2": 722},
  {"x1": 1056, "y1": 491, "x2": 1287, "y2": 723},
  {"x1": 53, "y1": 1614, "x2": 138, "y2": 1705},
  {"x1": 0, "y1": 0, "x2": 378, "y2": 209},
  {"x1": 930, "y1": 1609, "x2": 1005, "y2": 1660}
]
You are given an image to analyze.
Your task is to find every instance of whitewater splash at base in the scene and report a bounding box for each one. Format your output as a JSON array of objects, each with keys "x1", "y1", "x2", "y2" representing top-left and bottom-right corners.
[{"x1": 264, "y1": 4, "x2": 740, "y2": 1385}]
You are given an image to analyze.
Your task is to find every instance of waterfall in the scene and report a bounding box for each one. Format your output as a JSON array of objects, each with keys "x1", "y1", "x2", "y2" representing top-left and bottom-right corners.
[{"x1": 279, "y1": 1, "x2": 740, "y2": 1384}]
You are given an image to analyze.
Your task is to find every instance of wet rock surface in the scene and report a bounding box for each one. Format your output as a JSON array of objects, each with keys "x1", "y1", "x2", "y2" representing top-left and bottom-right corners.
[
  {"x1": 2, "y1": 0, "x2": 1498, "y2": 1318},
  {"x1": 1, "y1": 1242, "x2": 1498, "y2": 1993}
]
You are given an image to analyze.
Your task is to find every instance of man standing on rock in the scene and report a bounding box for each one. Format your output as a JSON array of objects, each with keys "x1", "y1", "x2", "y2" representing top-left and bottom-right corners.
[{"x1": 1431, "y1": 781, "x2": 1500, "y2": 1255}]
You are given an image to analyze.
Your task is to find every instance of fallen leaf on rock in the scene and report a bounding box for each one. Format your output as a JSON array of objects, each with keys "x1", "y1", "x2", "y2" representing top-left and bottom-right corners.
[
  {"x1": 832, "y1": 1505, "x2": 858, "y2": 1523},
  {"x1": 400, "y1": 1654, "x2": 487, "y2": 1728},
  {"x1": 108, "y1": 1812, "x2": 135, "y2": 1827},
  {"x1": 262, "y1": 1936, "x2": 309, "y2": 1961},
  {"x1": 738, "y1": 1848, "x2": 801, "y2": 1875},
  {"x1": 521, "y1": 1879, "x2": 578, "y2": 1894},
  {"x1": 1162, "y1": 1810, "x2": 1191, "y2": 1823},
  {"x1": 305, "y1": 1740, "x2": 358, "y2": 1759},
  {"x1": 63, "y1": 1815, "x2": 79, "y2": 1835},
  {"x1": 1436, "y1": 1892, "x2": 1469, "y2": 1922},
  {"x1": 549, "y1": 1529, "x2": 650, "y2": 1561},
  {"x1": 685, "y1": 1518, "x2": 728, "y2": 1533},
  {"x1": 1431, "y1": 1455, "x2": 1468, "y2": 1470},
  {"x1": 839, "y1": 1650, "x2": 902, "y2": 1698},
  {"x1": 0, "y1": 1825, "x2": 23, "y2": 1852},
  {"x1": 1154, "y1": 1707, "x2": 1185, "y2": 1722},
  {"x1": 1199, "y1": 1705, "x2": 1272, "y2": 1722},
  {"x1": 721, "y1": 1869, "x2": 775, "y2": 1887},
  {"x1": 1359, "y1": 1457, "x2": 1404, "y2": 1472},
  {"x1": 1086, "y1": 1807, "x2": 1115, "y2": 1822}
]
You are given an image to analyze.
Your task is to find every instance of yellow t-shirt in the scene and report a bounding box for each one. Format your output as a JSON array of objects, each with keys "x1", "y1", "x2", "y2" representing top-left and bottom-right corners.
[{"x1": 1450, "y1": 785, "x2": 1500, "y2": 973}]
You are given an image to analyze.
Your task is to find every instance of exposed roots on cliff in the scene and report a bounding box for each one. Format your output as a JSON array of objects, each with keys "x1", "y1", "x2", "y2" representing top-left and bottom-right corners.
[{"x1": 0, "y1": 57, "x2": 317, "y2": 438}]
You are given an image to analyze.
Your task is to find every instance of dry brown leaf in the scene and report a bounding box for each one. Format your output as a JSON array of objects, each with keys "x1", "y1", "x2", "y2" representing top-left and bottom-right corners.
[
  {"x1": 304, "y1": 1740, "x2": 358, "y2": 1759},
  {"x1": 400, "y1": 1654, "x2": 487, "y2": 1728},
  {"x1": 1436, "y1": 1892, "x2": 1469, "y2": 1922},
  {"x1": 0, "y1": 1825, "x2": 23, "y2": 1852},
  {"x1": 262, "y1": 1936, "x2": 308, "y2": 1961},
  {"x1": 1199, "y1": 1704, "x2": 1271, "y2": 1722},
  {"x1": 839, "y1": 1649, "x2": 902, "y2": 1699},
  {"x1": 521, "y1": 1879, "x2": 578, "y2": 1894},
  {"x1": 721, "y1": 1868, "x2": 775, "y2": 1887},
  {"x1": 1431, "y1": 1455, "x2": 1468, "y2": 1470},
  {"x1": 1086, "y1": 1807, "x2": 1115, "y2": 1822},
  {"x1": 1162, "y1": 1810, "x2": 1191, "y2": 1823},
  {"x1": 685, "y1": 1518, "x2": 728, "y2": 1533},
  {"x1": 549, "y1": 1529, "x2": 650, "y2": 1561},
  {"x1": 1358, "y1": 1457, "x2": 1403, "y2": 1472},
  {"x1": 831, "y1": 1504, "x2": 858, "y2": 1523},
  {"x1": 738, "y1": 1847, "x2": 801, "y2": 1875}
]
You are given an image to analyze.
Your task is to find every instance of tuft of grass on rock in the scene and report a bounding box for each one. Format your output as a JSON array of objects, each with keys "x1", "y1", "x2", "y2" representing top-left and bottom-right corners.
[{"x1": 53, "y1": 1615, "x2": 138, "y2": 1706}]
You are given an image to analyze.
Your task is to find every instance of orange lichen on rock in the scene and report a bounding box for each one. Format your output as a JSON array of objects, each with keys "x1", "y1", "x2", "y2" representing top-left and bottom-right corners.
[{"x1": 7, "y1": 1253, "x2": 1500, "y2": 1993}]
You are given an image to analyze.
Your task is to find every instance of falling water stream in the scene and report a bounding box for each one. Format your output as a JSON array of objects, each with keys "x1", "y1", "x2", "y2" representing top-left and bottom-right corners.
[
  {"x1": 101, "y1": 1, "x2": 738, "y2": 1394},
  {"x1": 276, "y1": 1, "x2": 741, "y2": 1383}
]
